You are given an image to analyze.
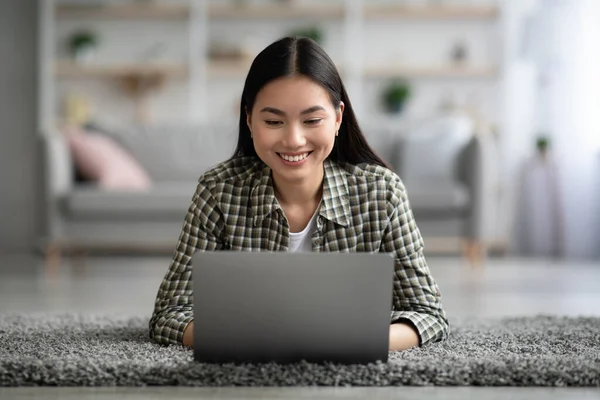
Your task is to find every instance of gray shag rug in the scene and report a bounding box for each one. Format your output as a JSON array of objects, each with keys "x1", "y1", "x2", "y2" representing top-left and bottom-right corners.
[{"x1": 0, "y1": 314, "x2": 598, "y2": 387}]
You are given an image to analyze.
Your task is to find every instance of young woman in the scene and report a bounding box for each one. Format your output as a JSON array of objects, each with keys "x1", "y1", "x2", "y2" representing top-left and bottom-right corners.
[{"x1": 149, "y1": 37, "x2": 449, "y2": 351}]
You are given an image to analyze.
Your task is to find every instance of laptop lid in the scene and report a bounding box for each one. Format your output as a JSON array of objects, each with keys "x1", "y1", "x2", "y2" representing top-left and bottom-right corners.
[{"x1": 192, "y1": 252, "x2": 394, "y2": 364}]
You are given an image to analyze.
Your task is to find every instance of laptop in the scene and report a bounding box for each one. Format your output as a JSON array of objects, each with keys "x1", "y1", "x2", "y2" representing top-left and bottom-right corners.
[{"x1": 192, "y1": 251, "x2": 395, "y2": 364}]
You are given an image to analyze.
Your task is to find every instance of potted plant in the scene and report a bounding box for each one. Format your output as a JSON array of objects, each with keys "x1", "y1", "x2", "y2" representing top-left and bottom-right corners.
[
  {"x1": 382, "y1": 79, "x2": 412, "y2": 114},
  {"x1": 68, "y1": 30, "x2": 99, "y2": 63},
  {"x1": 536, "y1": 135, "x2": 550, "y2": 160}
]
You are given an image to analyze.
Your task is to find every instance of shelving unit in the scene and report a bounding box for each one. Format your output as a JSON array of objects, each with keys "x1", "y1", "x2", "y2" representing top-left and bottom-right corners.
[{"x1": 43, "y1": 0, "x2": 503, "y2": 125}]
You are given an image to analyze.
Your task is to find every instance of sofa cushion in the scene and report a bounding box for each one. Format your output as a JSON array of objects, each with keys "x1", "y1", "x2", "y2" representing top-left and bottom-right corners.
[
  {"x1": 64, "y1": 182, "x2": 198, "y2": 220},
  {"x1": 402, "y1": 181, "x2": 470, "y2": 214},
  {"x1": 64, "y1": 128, "x2": 152, "y2": 190},
  {"x1": 399, "y1": 114, "x2": 473, "y2": 182},
  {"x1": 85, "y1": 121, "x2": 237, "y2": 182},
  {"x1": 362, "y1": 126, "x2": 403, "y2": 171}
]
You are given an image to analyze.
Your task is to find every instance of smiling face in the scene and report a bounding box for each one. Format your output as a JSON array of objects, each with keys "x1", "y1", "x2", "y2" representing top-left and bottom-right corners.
[{"x1": 246, "y1": 75, "x2": 343, "y2": 189}]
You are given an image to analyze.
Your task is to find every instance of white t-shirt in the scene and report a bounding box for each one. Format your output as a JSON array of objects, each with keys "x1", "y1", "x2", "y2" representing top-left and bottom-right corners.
[{"x1": 288, "y1": 208, "x2": 319, "y2": 253}]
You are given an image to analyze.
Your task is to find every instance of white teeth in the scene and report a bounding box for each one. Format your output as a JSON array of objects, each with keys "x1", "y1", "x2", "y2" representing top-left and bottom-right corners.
[{"x1": 280, "y1": 152, "x2": 308, "y2": 162}]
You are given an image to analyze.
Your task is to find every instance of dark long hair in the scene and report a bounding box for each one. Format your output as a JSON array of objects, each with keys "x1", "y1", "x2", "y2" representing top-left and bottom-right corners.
[{"x1": 231, "y1": 36, "x2": 390, "y2": 169}]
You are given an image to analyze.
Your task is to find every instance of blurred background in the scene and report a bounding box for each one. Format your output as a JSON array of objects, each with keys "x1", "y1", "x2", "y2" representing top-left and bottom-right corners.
[{"x1": 1, "y1": 0, "x2": 599, "y2": 266}]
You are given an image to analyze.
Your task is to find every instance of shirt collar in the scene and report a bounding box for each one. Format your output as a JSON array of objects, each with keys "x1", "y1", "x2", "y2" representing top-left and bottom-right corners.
[
  {"x1": 319, "y1": 159, "x2": 351, "y2": 227},
  {"x1": 250, "y1": 159, "x2": 351, "y2": 228},
  {"x1": 249, "y1": 163, "x2": 280, "y2": 227}
]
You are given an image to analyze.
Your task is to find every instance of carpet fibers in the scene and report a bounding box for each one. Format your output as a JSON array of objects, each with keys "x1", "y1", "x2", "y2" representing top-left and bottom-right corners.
[{"x1": 0, "y1": 314, "x2": 598, "y2": 387}]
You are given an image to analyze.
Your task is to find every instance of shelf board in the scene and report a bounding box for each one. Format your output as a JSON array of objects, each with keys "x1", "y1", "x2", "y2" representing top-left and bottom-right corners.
[
  {"x1": 205, "y1": 60, "x2": 498, "y2": 79},
  {"x1": 205, "y1": 59, "x2": 348, "y2": 78},
  {"x1": 55, "y1": 3, "x2": 497, "y2": 20},
  {"x1": 208, "y1": 4, "x2": 345, "y2": 19},
  {"x1": 364, "y1": 4, "x2": 499, "y2": 19},
  {"x1": 55, "y1": 61, "x2": 497, "y2": 80},
  {"x1": 364, "y1": 65, "x2": 499, "y2": 79},
  {"x1": 55, "y1": 61, "x2": 188, "y2": 78},
  {"x1": 206, "y1": 59, "x2": 253, "y2": 78},
  {"x1": 55, "y1": 3, "x2": 190, "y2": 19}
]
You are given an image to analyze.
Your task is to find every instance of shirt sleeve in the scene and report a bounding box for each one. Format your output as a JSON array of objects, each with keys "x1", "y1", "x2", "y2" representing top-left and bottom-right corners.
[
  {"x1": 148, "y1": 181, "x2": 225, "y2": 346},
  {"x1": 380, "y1": 179, "x2": 450, "y2": 347}
]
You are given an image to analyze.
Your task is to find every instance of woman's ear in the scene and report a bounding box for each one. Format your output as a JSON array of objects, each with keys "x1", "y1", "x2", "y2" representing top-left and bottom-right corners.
[
  {"x1": 245, "y1": 107, "x2": 252, "y2": 134},
  {"x1": 336, "y1": 101, "x2": 345, "y2": 131}
]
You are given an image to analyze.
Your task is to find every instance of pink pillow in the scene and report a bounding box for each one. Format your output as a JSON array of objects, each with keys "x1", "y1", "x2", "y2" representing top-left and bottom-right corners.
[{"x1": 65, "y1": 128, "x2": 152, "y2": 190}]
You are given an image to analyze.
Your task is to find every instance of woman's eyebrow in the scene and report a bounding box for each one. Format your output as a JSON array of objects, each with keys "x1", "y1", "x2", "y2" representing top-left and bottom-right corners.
[
  {"x1": 259, "y1": 105, "x2": 326, "y2": 116},
  {"x1": 260, "y1": 107, "x2": 285, "y2": 116},
  {"x1": 300, "y1": 105, "x2": 326, "y2": 115}
]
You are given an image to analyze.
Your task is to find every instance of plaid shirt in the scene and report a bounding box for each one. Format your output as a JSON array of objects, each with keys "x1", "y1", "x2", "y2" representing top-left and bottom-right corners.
[{"x1": 149, "y1": 157, "x2": 449, "y2": 347}]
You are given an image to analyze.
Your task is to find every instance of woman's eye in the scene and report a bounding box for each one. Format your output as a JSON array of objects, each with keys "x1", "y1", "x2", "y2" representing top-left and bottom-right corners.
[
  {"x1": 305, "y1": 118, "x2": 322, "y2": 125},
  {"x1": 265, "y1": 120, "x2": 282, "y2": 126}
]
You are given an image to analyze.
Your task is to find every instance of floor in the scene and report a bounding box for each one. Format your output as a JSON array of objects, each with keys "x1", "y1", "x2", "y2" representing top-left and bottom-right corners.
[{"x1": 0, "y1": 253, "x2": 599, "y2": 399}]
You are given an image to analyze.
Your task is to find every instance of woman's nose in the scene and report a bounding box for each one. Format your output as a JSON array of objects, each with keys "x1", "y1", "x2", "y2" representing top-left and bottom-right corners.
[{"x1": 282, "y1": 124, "x2": 306, "y2": 148}]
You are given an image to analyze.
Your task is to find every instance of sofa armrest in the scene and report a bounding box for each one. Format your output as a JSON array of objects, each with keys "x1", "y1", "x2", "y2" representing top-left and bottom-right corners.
[
  {"x1": 39, "y1": 130, "x2": 73, "y2": 241},
  {"x1": 41, "y1": 130, "x2": 73, "y2": 197}
]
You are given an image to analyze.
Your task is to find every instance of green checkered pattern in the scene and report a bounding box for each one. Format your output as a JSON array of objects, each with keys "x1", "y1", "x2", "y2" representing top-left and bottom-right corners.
[{"x1": 149, "y1": 157, "x2": 449, "y2": 347}]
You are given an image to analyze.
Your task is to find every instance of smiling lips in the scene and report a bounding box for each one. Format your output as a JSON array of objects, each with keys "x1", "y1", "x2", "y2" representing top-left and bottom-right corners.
[{"x1": 278, "y1": 152, "x2": 311, "y2": 162}]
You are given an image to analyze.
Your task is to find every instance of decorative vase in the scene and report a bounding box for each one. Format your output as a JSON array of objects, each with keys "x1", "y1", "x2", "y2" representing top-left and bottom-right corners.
[
  {"x1": 388, "y1": 102, "x2": 405, "y2": 114},
  {"x1": 73, "y1": 45, "x2": 96, "y2": 64}
]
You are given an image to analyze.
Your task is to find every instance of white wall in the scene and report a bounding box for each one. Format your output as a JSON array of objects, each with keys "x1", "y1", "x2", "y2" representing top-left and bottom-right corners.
[
  {"x1": 543, "y1": 0, "x2": 600, "y2": 259},
  {"x1": 500, "y1": 0, "x2": 600, "y2": 259},
  {"x1": 498, "y1": 0, "x2": 538, "y2": 253}
]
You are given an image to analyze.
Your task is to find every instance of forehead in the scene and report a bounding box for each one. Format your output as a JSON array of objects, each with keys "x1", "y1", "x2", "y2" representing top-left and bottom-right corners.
[{"x1": 255, "y1": 75, "x2": 331, "y2": 107}]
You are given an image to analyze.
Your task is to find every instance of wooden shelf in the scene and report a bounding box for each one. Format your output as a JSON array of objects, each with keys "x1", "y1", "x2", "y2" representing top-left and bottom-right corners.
[
  {"x1": 55, "y1": 60, "x2": 187, "y2": 124},
  {"x1": 56, "y1": 59, "x2": 251, "y2": 80},
  {"x1": 364, "y1": 4, "x2": 499, "y2": 20},
  {"x1": 55, "y1": 61, "x2": 188, "y2": 78},
  {"x1": 207, "y1": 59, "x2": 254, "y2": 78},
  {"x1": 364, "y1": 65, "x2": 499, "y2": 79},
  {"x1": 208, "y1": 4, "x2": 345, "y2": 19},
  {"x1": 55, "y1": 3, "x2": 189, "y2": 20},
  {"x1": 55, "y1": 3, "x2": 497, "y2": 20},
  {"x1": 204, "y1": 60, "x2": 497, "y2": 80},
  {"x1": 205, "y1": 59, "x2": 348, "y2": 78},
  {"x1": 55, "y1": 61, "x2": 497, "y2": 80}
]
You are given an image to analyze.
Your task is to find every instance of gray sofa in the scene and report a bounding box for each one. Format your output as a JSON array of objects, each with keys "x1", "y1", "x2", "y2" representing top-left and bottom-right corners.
[
  {"x1": 365, "y1": 114, "x2": 496, "y2": 261},
  {"x1": 39, "y1": 114, "x2": 496, "y2": 263}
]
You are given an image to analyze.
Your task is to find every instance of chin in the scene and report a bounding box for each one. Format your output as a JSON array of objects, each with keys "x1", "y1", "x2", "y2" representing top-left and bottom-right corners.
[{"x1": 275, "y1": 168, "x2": 311, "y2": 182}]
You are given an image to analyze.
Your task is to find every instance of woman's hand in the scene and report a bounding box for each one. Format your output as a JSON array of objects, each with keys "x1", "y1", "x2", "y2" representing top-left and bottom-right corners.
[
  {"x1": 389, "y1": 322, "x2": 419, "y2": 351},
  {"x1": 184, "y1": 320, "x2": 417, "y2": 351},
  {"x1": 183, "y1": 321, "x2": 194, "y2": 348}
]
